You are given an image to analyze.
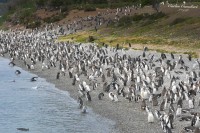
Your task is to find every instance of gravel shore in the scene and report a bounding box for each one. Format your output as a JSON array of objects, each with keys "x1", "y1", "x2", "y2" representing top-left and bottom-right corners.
[{"x1": 3, "y1": 42, "x2": 200, "y2": 133}]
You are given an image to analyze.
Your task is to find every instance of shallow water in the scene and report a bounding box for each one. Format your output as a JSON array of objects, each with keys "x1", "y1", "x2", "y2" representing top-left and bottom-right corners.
[{"x1": 0, "y1": 57, "x2": 115, "y2": 133}]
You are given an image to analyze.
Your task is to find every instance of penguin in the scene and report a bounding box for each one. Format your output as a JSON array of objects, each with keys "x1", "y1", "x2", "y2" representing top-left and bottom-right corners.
[
  {"x1": 188, "y1": 54, "x2": 192, "y2": 61},
  {"x1": 177, "y1": 97, "x2": 183, "y2": 108},
  {"x1": 170, "y1": 53, "x2": 174, "y2": 59},
  {"x1": 103, "y1": 82, "x2": 110, "y2": 92},
  {"x1": 72, "y1": 76, "x2": 76, "y2": 85},
  {"x1": 154, "y1": 110, "x2": 162, "y2": 120},
  {"x1": 98, "y1": 92, "x2": 104, "y2": 100},
  {"x1": 102, "y1": 73, "x2": 106, "y2": 82},
  {"x1": 81, "y1": 106, "x2": 87, "y2": 114},
  {"x1": 86, "y1": 91, "x2": 91, "y2": 101},
  {"x1": 109, "y1": 92, "x2": 118, "y2": 102},
  {"x1": 152, "y1": 96, "x2": 158, "y2": 106},
  {"x1": 30, "y1": 77, "x2": 38, "y2": 82},
  {"x1": 146, "y1": 107, "x2": 154, "y2": 123},
  {"x1": 9, "y1": 61, "x2": 15, "y2": 67},
  {"x1": 56, "y1": 72, "x2": 60, "y2": 79},
  {"x1": 176, "y1": 105, "x2": 182, "y2": 117},
  {"x1": 188, "y1": 98, "x2": 195, "y2": 109},
  {"x1": 30, "y1": 64, "x2": 35, "y2": 70},
  {"x1": 26, "y1": 64, "x2": 31, "y2": 69},
  {"x1": 15, "y1": 70, "x2": 21, "y2": 75},
  {"x1": 141, "y1": 99, "x2": 146, "y2": 110},
  {"x1": 191, "y1": 113, "x2": 199, "y2": 127},
  {"x1": 160, "y1": 99, "x2": 165, "y2": 111},
  {"x1": 109, "y1": 92, "x2": 114, "y2": 101},
  {"x1": 85, "y1": 85, "x2": 91, "y2": 92},
  {"x1": 167, "y1": 113, "x2": 174, "y2": 129},
  {"x1": 17, "y1": 128, "x2": 29, "y2": 131},
  {"x1": 69, "y1": 71, "x2": 73, "y2": 78},
  {"x1": 77, "y1": 97, "x2": 83, "y2": 109}
]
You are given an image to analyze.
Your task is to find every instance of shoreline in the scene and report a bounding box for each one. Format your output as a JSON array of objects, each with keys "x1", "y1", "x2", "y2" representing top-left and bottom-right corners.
[
  {"x1": 4, "y1": 48, "x2": 197, "y2": 133},
  {"x1": 3, "y1": 49, "x2": 163, "y2": 133},
  {"x1": 1, "y1": 2, "x2": 200, "y2": 131}
]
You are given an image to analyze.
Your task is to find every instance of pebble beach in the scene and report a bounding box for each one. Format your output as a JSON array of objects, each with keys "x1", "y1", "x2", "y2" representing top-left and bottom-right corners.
[{"x1": 0, "y1": 28, "x2": 200, "y2": 133}]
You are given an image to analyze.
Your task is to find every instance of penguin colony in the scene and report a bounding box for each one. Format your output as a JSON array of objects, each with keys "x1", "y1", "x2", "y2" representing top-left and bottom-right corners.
[{"x1": 0, "y1": 11, "x2": 200, "y2": 133}]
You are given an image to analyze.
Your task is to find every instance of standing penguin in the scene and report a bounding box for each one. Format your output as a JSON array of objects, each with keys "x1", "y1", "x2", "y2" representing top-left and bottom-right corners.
[
  {"x1": 56, "y1": 72, "x2": 60, "y2": 79},
  {"x1": 86, "y1": 91, "x2": 92, "y2": 101},
  {"x1": 98, "y1": 92, "x2": 104, "y2": 100},
  {"x1": 191, "y1": 113, "x2": 199, "y2": 127},
  {"x1": 176, "y1": 105, "x2": 182, "y2": 117},
  {"x1": 160, "y1": 99, "x2": 165, "y2": 111},
  {"x1": 188, "y1": 98, "x2": 195, "y2": 109},
  {"x1": 77, "y1": 97, "x2": 83, "y2": 109},
  {"x1": 81, "y1": 106, "x2": 87, "y2": 114},
  {"x1": 141, "y1": 99, "x2": 146, "y2": 110},
  {"x1": 146, "y1": 107, "x2": 154, "y2": 123},
  {"x1": 102, "y1": 74, "x2": 106, "y2": 82},
  {"x1": 72, "y1": 76, "x2": 76, "y2": 85},
  {"x1": 152, "y1": 96, "x2": 158, "y2": 106}
]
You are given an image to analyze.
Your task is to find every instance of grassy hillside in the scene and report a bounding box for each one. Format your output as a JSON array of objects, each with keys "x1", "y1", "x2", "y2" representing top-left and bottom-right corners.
[{"x1": 58, "y1": 6, "x2": 200, "y2": 57}]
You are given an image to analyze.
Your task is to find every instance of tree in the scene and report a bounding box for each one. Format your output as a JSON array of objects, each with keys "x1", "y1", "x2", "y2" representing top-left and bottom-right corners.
[{"x1": 136, "y1": 0, "x2": 161, "y2": 12}]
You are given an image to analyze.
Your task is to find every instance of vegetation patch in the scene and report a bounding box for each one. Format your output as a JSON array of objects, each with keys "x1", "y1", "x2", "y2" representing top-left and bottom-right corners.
[
  {"x1": 116, "y1": 12, "x2": 167, "y2": 27},
  {"x1": 170, "y1": 18, "x2": 188, "y2": 26},
  {"x1": 43, "y1": 13, "x2": 66, "y2": 23}
]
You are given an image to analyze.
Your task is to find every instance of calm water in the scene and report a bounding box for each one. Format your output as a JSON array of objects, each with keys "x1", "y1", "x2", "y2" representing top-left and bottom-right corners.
[{"x1": 0, "y1": 57, "x2": 115, "y2": 133}]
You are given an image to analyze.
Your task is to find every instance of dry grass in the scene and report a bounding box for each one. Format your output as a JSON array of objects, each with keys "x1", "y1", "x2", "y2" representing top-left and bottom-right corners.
[{"x1": 57, "y1": 28, "x2": 200, "y2": 58}]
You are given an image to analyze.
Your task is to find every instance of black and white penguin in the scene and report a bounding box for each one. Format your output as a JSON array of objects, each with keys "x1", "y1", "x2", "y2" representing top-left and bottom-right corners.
[
  {"x1": 160, "y1": 99, "x2": 165, "y2": 111},
  {"x1": 102, "y1": 73, "x2": 106, "y2": 82},
  {"x1": 30, "y1": 77, "x2": 38, "y2": 82},
  {"x1": 9, "y1": 61, "x2": 15, "y2": 67},
  {"x1": 77, "y1": 97, "x2": 83, "y2": 109},
  {"x1": 152, "y1": 96, "x2": 158, "y2": 106},
  {"x1": 98, "y1": 92, "x2": 104, "y2": 100},
  {"x1": 15, "y1": 70, "x2": 21, "y2": 75},
  {"x1": 68, "y1": 71, "x2": 73, "y2": 78},
  {"x1": 86, "y1": 91, "x2": 91, "y2": 101},
  {"x1": 191, "y1": 113, "x2": 199, "y2": 127},
  {"x1": 72, "y1": 76, "x2": 76, "y2": 85},
  {"x1": 56, "y1": 72, "x2": 60, "y2": 79},
  {"x1": 141, "y1": 99, "x2": 146, "y2": 110},
  {"x1": 176, "y1": 105, "x2": 182, "y2": 117},
  {"x1": 26, "y1": 64, "x2": 31, "y2": 69},
  {"x1": 81, "y1": 106, "x2": 87, "y2": 114},
  {"x1": 108, "y1": 92, "x2": 118, "y2": 102},
  {"x1": 188, "y1": 54, "x2": 192, "y2": 61},
  {"x1": 154, "y1": 110, "x2": 162, "y2": 120},
  {"x1": 146, "y1": 107, "x2": 154, "y2": 123},
  {"x1": 188, "y1": 98, "x2": 195, "y2": 109}
]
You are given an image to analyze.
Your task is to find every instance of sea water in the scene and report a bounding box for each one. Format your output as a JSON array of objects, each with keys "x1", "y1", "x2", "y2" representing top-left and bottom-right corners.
[{"x1": 0, "y1": 57, "x2": 115, "y2": 133}]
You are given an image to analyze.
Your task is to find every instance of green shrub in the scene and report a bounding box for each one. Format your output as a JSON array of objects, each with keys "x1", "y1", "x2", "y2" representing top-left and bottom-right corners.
[
  {"x1": 27, "y1": 21, "x2": 41, "y2": 29},
  {"x1": 170, "y1": 18, "x2": 188, "y2": 26},
  {"x1": 44, "y1": 13, "x2": 66, "y2": 23},
  {"x1": 148, "y1": 12, "x2": 166, "y2": 20},
  {"x1": 118, "y1": 16, "x2": 133, "y2": 27},
  {"x1": 88, "y1": 36, "x2": 95, "y2": 42},
  {"x1": 84, "y1": 5, "x2": 96, "y2": 12},
  {"x1": 117, "y1": 12, "x2": 167, "y2": 27}
]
